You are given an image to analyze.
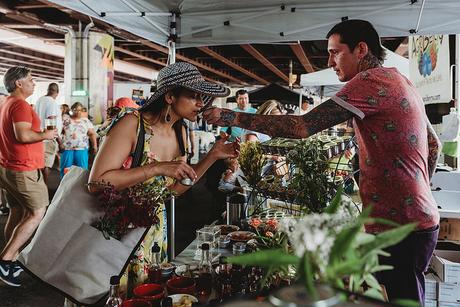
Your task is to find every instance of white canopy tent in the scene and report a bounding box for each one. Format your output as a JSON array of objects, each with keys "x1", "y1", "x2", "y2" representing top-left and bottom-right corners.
[
  {"x1": 49, "y1": 1, "x2": 460, "y2": 51},
  {"x1": 300, "y1": 48, "x2": 409, "y2": 96}
]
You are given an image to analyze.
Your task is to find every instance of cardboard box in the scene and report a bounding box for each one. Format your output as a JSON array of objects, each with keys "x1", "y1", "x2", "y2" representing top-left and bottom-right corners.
[
  {"x1": 439, "y1": 218, "x2": 460, "y2": 242},
  {"x1": 439, "y1": 282, "x2": 460, "y2": 303},
  {"x1": 425, "y1": 300, "x2": 437, "y2": 307},
  {"x1": 439, "y1": 302, "x2": 460, "y2": 307},
  {"x1": 431, "y1": 250, "x2": 460, "y2": 284},
  {"x1": 425, "y1": 273, "x2": 440, "y2": 301}
]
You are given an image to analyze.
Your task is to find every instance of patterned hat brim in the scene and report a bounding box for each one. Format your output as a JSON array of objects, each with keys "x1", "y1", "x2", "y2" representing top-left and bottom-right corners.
[{"x1": 141, "y1": 80, "x2": 230, "y2": 110}]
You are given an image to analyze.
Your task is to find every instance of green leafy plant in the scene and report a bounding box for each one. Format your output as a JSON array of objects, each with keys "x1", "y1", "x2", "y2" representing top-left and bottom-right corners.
[
  {"x1": 287, "y1": 139, "x2": 335, "y2": 213},
  {"x1": 238, "y1": 141, "x2": 265, "y2": 186},
  {"x1": 227, "y1": 188, "x2": 415, "y2": 301}
]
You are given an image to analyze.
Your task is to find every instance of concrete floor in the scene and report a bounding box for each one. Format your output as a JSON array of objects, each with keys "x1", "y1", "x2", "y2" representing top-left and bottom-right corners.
[{"x1": 0, "y1": 161, "x2": 227, "y2": 306}]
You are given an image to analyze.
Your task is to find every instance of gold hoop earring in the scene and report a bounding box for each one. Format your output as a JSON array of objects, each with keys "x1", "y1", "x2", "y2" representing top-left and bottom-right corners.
[{"x1": 165, "y1": 105, "x2": 172, "y2": 123}]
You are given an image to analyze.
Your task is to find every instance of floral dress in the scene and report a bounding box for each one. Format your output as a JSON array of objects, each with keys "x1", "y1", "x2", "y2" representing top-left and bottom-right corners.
[{"x1": 107, "y1": 109, "x2": 177, "y2": 296}]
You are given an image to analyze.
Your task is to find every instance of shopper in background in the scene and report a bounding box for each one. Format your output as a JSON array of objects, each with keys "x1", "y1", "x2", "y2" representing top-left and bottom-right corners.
[
  {"x1": 222, "y1": 89, "x2": 256, "y2": 141},
  {"x1": 204, "y1": 19, "x2": 440, "y2": 304},
  {"x1": 114, "y1": 96, "x2": 139, "y2": 110},
  {"x1": 59, "y1": 102, "x2": 97, "y2": 178},
  {"x1": 60, "y1": 103, "x2": 70, "y2": 117},
  {"x1": 244, "y1": 100, "x2": 286, "y2": 142},
  {"x1": 0, "y1": 92, "x2": 8, "y2": 216},
  {"x1": 34, "y1": 83, "x2": 62, "y2": 185},
  {"x1": 0, "y1": 66, "x2": 58, "y2": 287}
]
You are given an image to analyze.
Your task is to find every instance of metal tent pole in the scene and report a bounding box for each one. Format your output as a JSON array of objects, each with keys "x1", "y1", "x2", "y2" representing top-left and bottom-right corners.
[
  {"x1": 169, "y1": 195, "x2": 176, "y2": 260},
  {"x1": 168, "y1": 12, "x2": 177, "y2": 65}
]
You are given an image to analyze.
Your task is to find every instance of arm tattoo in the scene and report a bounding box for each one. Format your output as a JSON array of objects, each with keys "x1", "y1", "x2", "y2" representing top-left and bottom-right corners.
[
  {"x1": 426, "y1": 120, "x2": 441, "y2": 179},
  {"x1": 235, "y1": 99, "x2": 353, "y2": 139},
  {"x1": 219, "y1": 109, "x2": 237, "y2": 126}
]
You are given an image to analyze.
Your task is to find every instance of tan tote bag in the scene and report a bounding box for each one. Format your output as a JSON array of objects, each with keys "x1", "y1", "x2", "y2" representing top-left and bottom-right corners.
[{"x1": 18, "y1": 115, "x2": 147, "y2": 305}]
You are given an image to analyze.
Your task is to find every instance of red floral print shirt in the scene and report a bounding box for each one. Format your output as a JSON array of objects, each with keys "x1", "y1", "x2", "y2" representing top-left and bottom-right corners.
[{"x1": 333, "y1": 67, "x2": 439, "y2": 233}]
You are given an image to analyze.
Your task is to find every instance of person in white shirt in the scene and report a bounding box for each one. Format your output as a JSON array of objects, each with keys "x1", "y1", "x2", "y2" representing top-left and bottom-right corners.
[{"x1": 34, "y1": 83, "x2": 62, "y2": 184}]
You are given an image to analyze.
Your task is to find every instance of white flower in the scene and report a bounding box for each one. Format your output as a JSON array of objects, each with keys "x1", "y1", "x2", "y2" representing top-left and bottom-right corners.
[{"x1": 279, "y1": 211, "x2": 356, "y2": 274}]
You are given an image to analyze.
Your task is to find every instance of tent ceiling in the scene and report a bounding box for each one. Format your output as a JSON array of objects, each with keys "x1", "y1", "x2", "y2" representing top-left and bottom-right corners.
[
  {"x1": 46, "y1": 0, "x2": 460, "y2": 48},
  {"x1": 0, "y1": 0, "x2": 411, "y2": 86}
]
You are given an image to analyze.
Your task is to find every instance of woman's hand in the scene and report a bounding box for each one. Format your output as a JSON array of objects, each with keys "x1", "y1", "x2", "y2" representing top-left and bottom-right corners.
[
  {"x1": 208, "y1": 133, "x2": 240, "y2": 160},
  {"x1": 149, "y1": 160, "x2": 197, "y2": 181}
]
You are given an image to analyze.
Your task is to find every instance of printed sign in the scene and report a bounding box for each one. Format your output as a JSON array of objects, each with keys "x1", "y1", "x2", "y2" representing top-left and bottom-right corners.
[{"x1": 409, "y1": 35, "x2": 451, "y2": 104}]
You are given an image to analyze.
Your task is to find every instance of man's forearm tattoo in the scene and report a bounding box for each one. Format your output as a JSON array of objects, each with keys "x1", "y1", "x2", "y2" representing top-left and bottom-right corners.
[
  {"x1": 234, "y1": 99, "x2": 353, "y2": 139},
  {"x1": 219, "y1": 109, "x2": 237, "y2": 126}
]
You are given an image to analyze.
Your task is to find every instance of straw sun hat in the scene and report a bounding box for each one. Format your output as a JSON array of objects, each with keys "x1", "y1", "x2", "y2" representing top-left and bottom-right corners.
[{"x1": 141, "y1": 62, "x2": 230, "y2": 110}]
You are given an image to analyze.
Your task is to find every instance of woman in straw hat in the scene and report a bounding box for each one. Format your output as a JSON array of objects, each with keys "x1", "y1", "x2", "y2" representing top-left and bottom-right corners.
[{"x1": 89, "y1": 62, "x2": 238, "y2": 288}]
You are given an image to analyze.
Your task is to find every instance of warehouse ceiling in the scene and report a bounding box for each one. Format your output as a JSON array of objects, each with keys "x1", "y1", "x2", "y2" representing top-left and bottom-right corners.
[{"x1": 0, "y1": 0, "x2": 408, "y2": 86}]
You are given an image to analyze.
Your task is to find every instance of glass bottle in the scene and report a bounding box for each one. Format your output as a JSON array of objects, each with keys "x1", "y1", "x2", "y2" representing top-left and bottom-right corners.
[
  {"x1": 196, "y1": 243, "x2": 213, "y2": 296},
  {"x1": 105, "y1": 276, "x2": 123, "y2": 307},
  {"x1": 148, "y1": 242, "x2": 162, "y2": 284}
]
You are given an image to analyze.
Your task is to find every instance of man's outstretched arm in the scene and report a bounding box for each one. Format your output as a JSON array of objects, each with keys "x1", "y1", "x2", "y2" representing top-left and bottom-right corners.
[{"x1": 204, "y1": 99, "x2": 354, "y2": 139}]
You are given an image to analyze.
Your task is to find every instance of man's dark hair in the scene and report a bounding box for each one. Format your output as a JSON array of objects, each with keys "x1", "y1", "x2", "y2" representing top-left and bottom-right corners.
[
  {"x1": 3, "y1": 66, "x2": 31, "y2": 93},
  {"x1": 47, "y1": 83, "x2": 59, "y2": 96},
  {"x1": 326, "y1": 19, "x2": 386, "y2": 63},
  {"x1": 235, "y1": 89, "x2": 248, "y2": 99}
]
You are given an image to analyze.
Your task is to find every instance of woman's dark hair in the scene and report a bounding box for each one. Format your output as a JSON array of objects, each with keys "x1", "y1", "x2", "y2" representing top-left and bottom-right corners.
[
  {"x1": 61, "y1": 104, "x2": 70, "y2": 115},
  {"x1": 3, "y1": 66, "x2": 31, "y2": 93},
  {"x1": 47, "y1": 83, "x2": 59, "y2": 96},
  {"x1": 142, "y1": 86, "x2": 187, "y2": 156},
  {"x1": 107, "y1": 106, "x2": 121, "y2": 118},
  {"x1": 326, "y1": 19, "x2": 386, "y2": 63},
  {"x1": 71, "y1": 102, "x2": 84, "y2": 111}
]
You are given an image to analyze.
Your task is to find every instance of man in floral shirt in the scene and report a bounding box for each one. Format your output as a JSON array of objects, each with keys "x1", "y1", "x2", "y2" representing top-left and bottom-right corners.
[{"x1": 204, "y1": 20, "x2": 440, "y2": 304}]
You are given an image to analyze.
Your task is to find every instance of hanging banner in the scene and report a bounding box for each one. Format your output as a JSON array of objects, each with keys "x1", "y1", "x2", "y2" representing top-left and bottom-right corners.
[
  {"x1": 89, "y1": 32, "x2": 114, "y2": 124},
  {"x1": 409, "y1": 35, "x2": 450, "y2": 105}
]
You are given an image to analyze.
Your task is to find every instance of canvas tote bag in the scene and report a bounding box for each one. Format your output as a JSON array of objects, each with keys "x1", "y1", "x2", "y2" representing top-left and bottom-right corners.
[{"x1": 18, "y1": 116, "x2": 147, "y2": 305}]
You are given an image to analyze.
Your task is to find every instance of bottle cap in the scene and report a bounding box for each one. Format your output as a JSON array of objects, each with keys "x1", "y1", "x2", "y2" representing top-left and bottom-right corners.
[
  {"x1": 151, "y1": 242, "x2": 161, "y2": 253},
  {"x1": 201, "y1": 243, "x2": 210, "y2": 250},
  {"x1": 109, "y1": 275, "x2": 120, "y2": 285}
]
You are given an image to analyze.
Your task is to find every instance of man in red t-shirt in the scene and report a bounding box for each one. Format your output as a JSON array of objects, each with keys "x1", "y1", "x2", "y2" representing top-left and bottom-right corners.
[
  {"x1": 204, "y1": 20, "x2": 441, "y2": 304},
  {"x1": 0, "y1": 66, "x2": 57, "y2": 287}
]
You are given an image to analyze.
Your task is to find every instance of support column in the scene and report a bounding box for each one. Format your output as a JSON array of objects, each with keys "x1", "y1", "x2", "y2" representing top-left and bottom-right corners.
[{"x1": 64, "y1": 27, "x2": 113, "y2": 124}]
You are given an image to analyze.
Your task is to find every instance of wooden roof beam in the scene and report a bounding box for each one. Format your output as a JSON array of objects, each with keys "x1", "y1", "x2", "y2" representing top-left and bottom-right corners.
[
  {"x1": 240, "y1": 44, "x2": 289, "y2": 82},
  {"x1": 0, "y1": 48, "x2": 64, "y2": 66},
  {"x1": 290, "y1": 43, "x2": 315, "y2": 73},
  {"x1": 198, "y1": 46, "x2": 269, "y2": 85},
  {"x1": 395, "y1": 38, "x2": 408, "y2": 57},
  {"x1": 0, "y1": 55, "x2": 63, "y2": 73},
  {"x1": 0, "y1": 63, "x2": 62, "y2": 79},
  {"x1": 139, "y1": 40, "x2": 246, "y2": 84},
  {"x1": 115, "y1": 46, "x2": 220, "y2": 83},
  {"x1": 115, "y1": 46, "x2": 167, "y2": 67}
]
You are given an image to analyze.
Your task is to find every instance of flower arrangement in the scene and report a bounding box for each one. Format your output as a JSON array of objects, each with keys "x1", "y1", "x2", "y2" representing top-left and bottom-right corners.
[
  {"x1": 248, "y1": 217, "x2": 287, "y2": 250},
  {"x1": 228, "y1": 189, "x2": 415, "y2": 301},
  {"x1": 91, "y1": 181, "x2": 172, "y2": 240}
]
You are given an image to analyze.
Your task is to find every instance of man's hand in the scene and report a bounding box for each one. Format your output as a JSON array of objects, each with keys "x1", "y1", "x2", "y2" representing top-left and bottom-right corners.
[
  {"x1": 203, "y1": 107, "x2": 236, "y2": 127},
  {"x1": 43, "y1": 128, "x2": 58, "y2": 140}
]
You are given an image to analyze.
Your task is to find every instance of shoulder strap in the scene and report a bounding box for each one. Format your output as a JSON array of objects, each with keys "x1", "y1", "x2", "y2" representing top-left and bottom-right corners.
[
  {"x1": 131, "y1": 114, "x2": 145, "y2": 168},
  {"x1": 174, "y1": 120, "x2": 186, "y2": 156}
]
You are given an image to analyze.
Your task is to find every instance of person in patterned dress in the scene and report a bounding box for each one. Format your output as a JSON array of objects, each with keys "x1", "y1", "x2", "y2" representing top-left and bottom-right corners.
[
  {"x1": 88, "y1": 62, "x2": 239, "y2": 296},
  {"x1": 60, "y1": 102, "x2": 98, "y2": 178},
  {"x1": 204, "y1": 20, "x2": 441, "y2": 304}
]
